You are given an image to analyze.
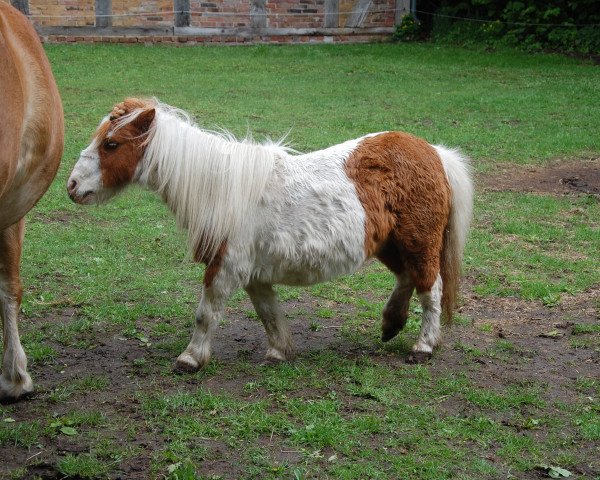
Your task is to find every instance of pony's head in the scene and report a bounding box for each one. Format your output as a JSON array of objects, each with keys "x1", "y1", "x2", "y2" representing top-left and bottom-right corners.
[{"x1": 67, "y1": 98, "x2": 156, "y2": 204}]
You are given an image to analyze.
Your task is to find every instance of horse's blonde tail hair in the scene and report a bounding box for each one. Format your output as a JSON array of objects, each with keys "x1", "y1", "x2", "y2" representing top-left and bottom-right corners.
[{"x1": 435, "y1": 145, "x2": 474, "y2": 323}]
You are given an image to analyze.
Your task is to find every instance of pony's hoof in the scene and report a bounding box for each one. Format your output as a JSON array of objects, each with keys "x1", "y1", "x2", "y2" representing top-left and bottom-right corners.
[
  {"x1": 406, "y1": 351, "x2": 432, "y2": 364},
  {"x1": 381, "y1": 326, "x2": 401, "y2": 343},
  {"x1": 0, "y1": 373, "x2": 34, "y2": 404},
  {"x1": 174, "y1": 353, "x2": 202, "y2": 373},
  {"x1": 265, "y1": 347, "x2": 288, "y2": 363}
]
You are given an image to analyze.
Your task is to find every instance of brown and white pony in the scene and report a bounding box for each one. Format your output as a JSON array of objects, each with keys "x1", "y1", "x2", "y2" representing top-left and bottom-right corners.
[
  {"x1": 0, "y1": 4, "x2": 63, "y2": 401},
  {"x1": 68, "y1": 99, "x2": 472, "y2": 371}
]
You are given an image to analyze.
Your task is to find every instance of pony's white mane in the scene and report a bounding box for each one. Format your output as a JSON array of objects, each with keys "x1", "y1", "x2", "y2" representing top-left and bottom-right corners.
[{"x1": 122, "y1": 101, "x2": 292, "y2": 261}]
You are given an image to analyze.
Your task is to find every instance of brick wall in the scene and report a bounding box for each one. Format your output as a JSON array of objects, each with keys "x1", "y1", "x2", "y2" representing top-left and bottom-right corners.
[
  {"x1": 27, "y1": 0, "x2": 95, "y2": 27},
  {"x1": 12, "y1": 0, "x2": 397, "y2": 28},
  {"x1": 112, "y1": 0, "x2": 173, "y2": 27},
  {"x1": 4, "y1": 0, "x2": 402, "y2": 43},
  {"x1": 189, "y1": 0, "x2": 251, "y2": 28},
  {"x1": 266, "y1": 0, "x2": 324, "y2": 29}
]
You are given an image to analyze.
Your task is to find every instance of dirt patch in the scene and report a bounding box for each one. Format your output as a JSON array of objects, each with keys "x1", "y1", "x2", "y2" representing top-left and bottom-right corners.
[
  {"x1": 31, "y1": 210, "x2": 85, "y2": 226},
  {"x1": 479, "y1": 158, "x2": 600, "y2": 196},
  {"x1": 1, "y1": 288, "x2": 598, "y2": 478}
]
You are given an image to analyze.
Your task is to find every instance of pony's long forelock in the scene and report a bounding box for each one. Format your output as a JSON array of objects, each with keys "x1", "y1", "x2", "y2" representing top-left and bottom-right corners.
[{"x1": 134, "y1": 101, "x2": 291, "y2": 261}]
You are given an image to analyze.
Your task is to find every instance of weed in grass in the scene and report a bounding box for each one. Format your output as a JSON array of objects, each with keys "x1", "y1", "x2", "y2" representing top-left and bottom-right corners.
[
  {"x1": 575, "y1": 406, "x2": 600, "y2": 441},
  {"x1": 478, "y1": 323, "x2": 493, "y2": 333},
  {"x1": 24, "y1": 341, "x2": 57, "y2": 364},
  {"x1": 575, "y1": 377, "x2": 598, "y2": 395},
  {"x1": 493, "y1": 340, "x2": 517, "y2": 355},
  {"x1": 463, "y1": 384, "x2": 545, "y2": 412},
  {"x1": 47, "y1": 410, "x2": 106, "y2": 438},
  {"x1": 93, "y1": 437, "x2": 139, "y2": 462},
  {"x1": 572, "y1": 323, "x2": 600, "y2": 335},
  {"x1": 569, "y1": 337, "x2": 597, "y2": 350},
  {"x1": 57, "y1": 453, "x2": 111, "y2": 479},
  {"x1": 5, "y1": 467, "x2": 27, "y2": 480},
  {"x1": 0, "y1": 421, "x2": 41, "y2": 448},
  {"x1": 165, "y1": 460, "x2": 199, "y2": 480},
  {"x1": 453, "y1": 341, "x2": 484, "y2": 359},
  {"x1": 316, "y1": 308, "x2": 335, "y2": 319},
  {"x1": 46, "y1": 374, "x2": 109, "y2": 403}
]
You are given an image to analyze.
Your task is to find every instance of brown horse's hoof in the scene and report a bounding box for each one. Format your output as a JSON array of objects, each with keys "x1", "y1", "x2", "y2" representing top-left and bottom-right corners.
[{"x1": 406, "y1": 351, "x2": 432, "y2": 364}]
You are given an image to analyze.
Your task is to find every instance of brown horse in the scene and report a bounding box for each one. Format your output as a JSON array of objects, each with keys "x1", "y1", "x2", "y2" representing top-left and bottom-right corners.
[{"x1": 0, "y1": 3, "x2": 63, "y2": 401}]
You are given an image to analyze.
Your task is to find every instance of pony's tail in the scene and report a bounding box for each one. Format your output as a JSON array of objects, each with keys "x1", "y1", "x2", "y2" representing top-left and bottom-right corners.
[{"x1": 435, "y1": 145, "x2": 474, "y2": 324}]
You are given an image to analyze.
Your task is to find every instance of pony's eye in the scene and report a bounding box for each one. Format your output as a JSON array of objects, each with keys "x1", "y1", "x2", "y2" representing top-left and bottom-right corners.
[{"x1": 104, "y1": 141, "x2": 119, "y2": 150}]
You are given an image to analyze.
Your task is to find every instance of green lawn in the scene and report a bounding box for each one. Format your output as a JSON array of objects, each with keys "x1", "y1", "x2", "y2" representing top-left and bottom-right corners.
[{"x1": 1, "y1": 43, "x2": 599, "y2": 479}]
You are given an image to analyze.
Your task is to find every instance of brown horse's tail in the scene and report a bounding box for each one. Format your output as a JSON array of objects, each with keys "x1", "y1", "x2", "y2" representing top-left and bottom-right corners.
[{"x1": 437, "y1": 146, "x2": 474, "y2": 324}]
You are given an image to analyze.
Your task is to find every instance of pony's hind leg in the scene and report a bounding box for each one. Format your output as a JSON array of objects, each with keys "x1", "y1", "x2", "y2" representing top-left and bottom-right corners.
[
  {"x1": 245, "y1": 282, "x2": 293, "y2": 362},
  {"x1": 175, "y1": 281, "x2": 234, "y2": 373},
  {"x1": 381, "y1": 271, "x2": 414, "y2": 342},
  {"x1": 0, "y1": 220, "x2": 33, "y2": 401},
  {"x1": 407, "y1": 272, "x2": 443, "y2": 364}
]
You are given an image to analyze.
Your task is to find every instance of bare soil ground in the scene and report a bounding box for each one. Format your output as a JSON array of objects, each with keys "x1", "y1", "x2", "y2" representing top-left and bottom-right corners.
[
  {"x1": 1, "y1": 161, "x2": 599, "y2": 479},
  {"x1": 3, "y1": 287, "x2": 598, "y2": 479},
  {"x1": 479, "y1": 157, "x2": 600, "y2": 196}
]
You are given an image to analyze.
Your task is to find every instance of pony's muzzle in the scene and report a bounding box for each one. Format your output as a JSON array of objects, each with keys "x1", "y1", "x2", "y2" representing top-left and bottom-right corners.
[{"x1": 67, "y1": 178, "x2": 93, "y2": 203}]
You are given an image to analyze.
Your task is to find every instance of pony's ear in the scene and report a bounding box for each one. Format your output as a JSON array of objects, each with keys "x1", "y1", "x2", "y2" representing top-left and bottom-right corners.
[{"x1": 133, "y1": 108, "x2": 156, "y2": 133}]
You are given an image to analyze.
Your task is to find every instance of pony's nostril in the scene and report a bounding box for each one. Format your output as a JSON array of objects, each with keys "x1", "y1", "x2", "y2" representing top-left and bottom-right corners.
[{"x1": 67, "y1": 179, "x2": 77, "y2": 193}]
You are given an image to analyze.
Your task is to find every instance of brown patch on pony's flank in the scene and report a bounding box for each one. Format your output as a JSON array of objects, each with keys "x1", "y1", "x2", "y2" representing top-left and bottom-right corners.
[
  {"x1": 96, "y1": 106, "x2": 156, "y2": 189},
  {"x1": 344, "y1": 131, "x2": 452, "y2": 302},
  {"x1": 197, "y1": 242, "x2": 228, "y2": 288}
]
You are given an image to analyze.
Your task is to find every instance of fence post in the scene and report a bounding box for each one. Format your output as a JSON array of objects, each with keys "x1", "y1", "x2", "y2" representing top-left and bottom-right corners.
[
  {"x1": 250, "y1": 0, "x2": 267, "y2": 29},
  {"x1": 395, "y1": 0, "x2": 410, "y2": 24},
  {"x1": 95, "y1": 0, "x2": 112, "y2": 28},
  {"x1": 11, "y1": 0, "x2": 30, "y2": 15},
  {"x1": 174, "y1": 0, "x2": 190, "y2": 27},
  {"x1": 324, "y1": 0, "x2": 339, "y2": 28}
]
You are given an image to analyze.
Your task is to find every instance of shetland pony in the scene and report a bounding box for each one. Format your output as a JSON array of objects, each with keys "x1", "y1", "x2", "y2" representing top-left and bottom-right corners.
[
  {"x1": 0, "y1": 4, "x2": 64, "y2": 401},
  {"x1": 68, "y1": 98, "x2": 472, "y2": 372}
]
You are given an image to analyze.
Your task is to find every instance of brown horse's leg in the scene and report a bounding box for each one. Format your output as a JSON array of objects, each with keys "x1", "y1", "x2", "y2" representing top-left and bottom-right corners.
[
  {"x1": 376, "y1": 241, "x2": 414, "y2": 342},
  {"x1": 0, "y1": 219, "x2": 33, "y2": 401}
]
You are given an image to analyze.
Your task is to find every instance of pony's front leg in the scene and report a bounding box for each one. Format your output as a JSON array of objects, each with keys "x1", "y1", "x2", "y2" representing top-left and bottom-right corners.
[
  {"x1": 175, "y1": 283, "x2": 233, "y2": 373},
  {"x1": 245, "y1": 282, "x2": 293, "y2": 362}
]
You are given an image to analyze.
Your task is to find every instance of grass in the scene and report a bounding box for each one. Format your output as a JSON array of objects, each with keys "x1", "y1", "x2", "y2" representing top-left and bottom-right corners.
[
  {"x1": 1, "y1": 43, "x2": 599, "y2": 479},
  {"x1": 468, "y1": 192, "x2": 600, "y2": 299}
]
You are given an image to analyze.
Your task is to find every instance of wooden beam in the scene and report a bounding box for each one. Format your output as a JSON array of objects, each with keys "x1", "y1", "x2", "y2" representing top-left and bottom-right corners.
[
  {"x1": 174, "y1": 0, "x2": 190, "y2": 28},
  {"x1": 395, "y1": 0, "x2": 410, "y2": 24},
  {"x1": 250, "y1": 0, "x2": 267, "y2": 29},
  {"x1": 174, "y1": 26, "x2": 394, "y2": 36},
  {"x1": 36, "y1": 25, "x2": 394, "y2": 37},
  {"x1": 95, "y1": 0, "x2": 112, "y2": 28},
  {"x1": 324, "y1": 0, "x2": 339, "y2": 28}
]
